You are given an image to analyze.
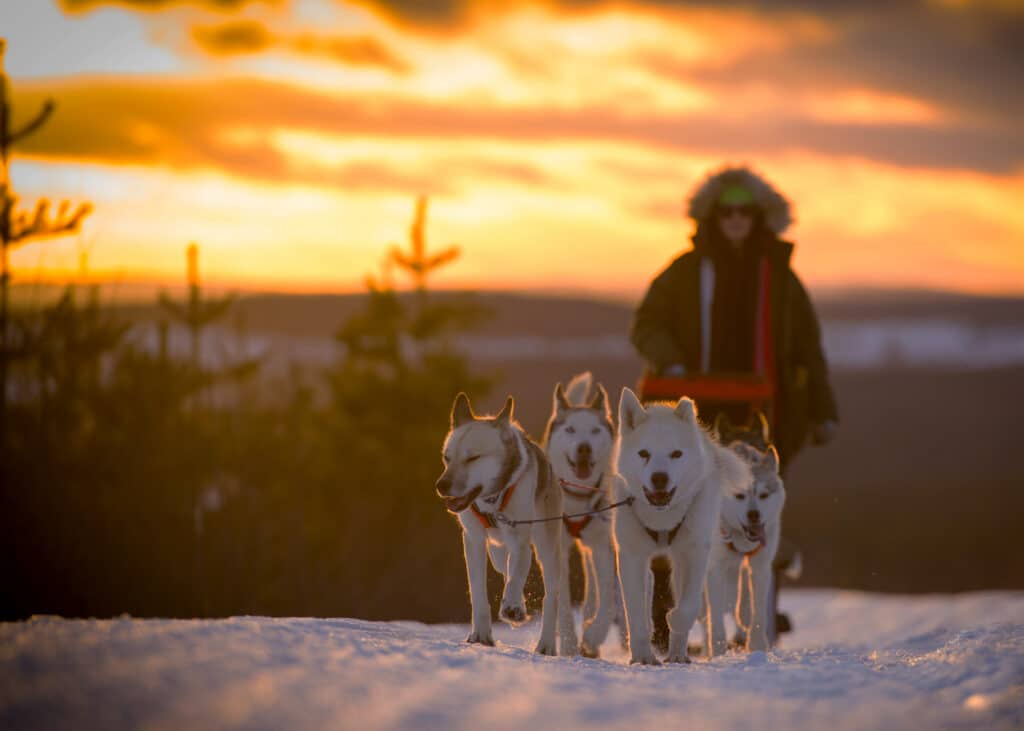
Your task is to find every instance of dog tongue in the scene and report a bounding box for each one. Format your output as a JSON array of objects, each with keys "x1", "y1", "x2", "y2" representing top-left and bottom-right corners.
[
  {"x1": 575, "y1": 462, "x2": 592, "y2": 480},
  {"x1": 749, "y1": 523, "x2": 766, "y2": 543}
]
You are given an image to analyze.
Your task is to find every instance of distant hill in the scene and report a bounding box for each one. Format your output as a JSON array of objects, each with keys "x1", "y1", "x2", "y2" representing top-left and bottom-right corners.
[{"x1": 38, "y1": 286, "x2": 1018, "y2": 336}]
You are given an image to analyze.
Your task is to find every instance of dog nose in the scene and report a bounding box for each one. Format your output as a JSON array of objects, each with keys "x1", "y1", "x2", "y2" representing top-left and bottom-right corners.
[
  {"x1": 650, "y1": 472, "x2": 669, "y2": 492},
  {"x1": 436, "y1": 477, "x2": 452, "y2": 496},
  {"x1": 747, "y1": 509, "x2": 760, "y2": 523},
  {"x1": 576, "y1": 442, "x2": 592, "y2": 458}
]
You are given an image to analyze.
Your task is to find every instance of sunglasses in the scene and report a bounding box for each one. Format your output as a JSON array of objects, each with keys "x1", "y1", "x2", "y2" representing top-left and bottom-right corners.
[{"x1": 718, "y1": 204, "x2": 756, "y2": 218}]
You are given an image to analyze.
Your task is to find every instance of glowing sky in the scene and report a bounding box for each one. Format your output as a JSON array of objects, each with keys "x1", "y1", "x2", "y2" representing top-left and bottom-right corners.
[{"x1": 3, "y1": 0, "x2": 1022, "y2": 298}]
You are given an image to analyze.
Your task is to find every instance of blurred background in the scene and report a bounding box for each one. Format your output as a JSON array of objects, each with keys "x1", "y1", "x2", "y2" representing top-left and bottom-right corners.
[{"x1": 0, "y1": 0, "x2": 1021, "y2": 621}]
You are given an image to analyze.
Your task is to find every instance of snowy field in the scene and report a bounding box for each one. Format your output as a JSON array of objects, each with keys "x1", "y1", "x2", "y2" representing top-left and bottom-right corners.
[{"x1": 2, "y1": 590, "x2": 1022, "y2": 731}]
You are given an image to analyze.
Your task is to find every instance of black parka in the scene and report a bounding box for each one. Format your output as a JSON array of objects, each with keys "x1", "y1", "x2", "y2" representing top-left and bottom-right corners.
[{"x1": 630, "y1": 167, "x2": 838, "y2": 465}]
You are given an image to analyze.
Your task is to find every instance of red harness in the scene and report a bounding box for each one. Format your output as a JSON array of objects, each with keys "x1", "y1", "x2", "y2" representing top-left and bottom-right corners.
[
  {"x1": 726, "y1": 540, "x2": 764, "y2": 558},
  {"x1": 558, "y1": 476, "x2": 604, "y2": 538},
  {"x1": 469, "y1": 482, "x2": 518, "y2": 530},
  {"x1": 563, "y1": 515, "x2": 592, "y2": 538}
]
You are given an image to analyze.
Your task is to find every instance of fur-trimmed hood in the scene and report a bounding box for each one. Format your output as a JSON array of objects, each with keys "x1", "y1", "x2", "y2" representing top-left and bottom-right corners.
[{"x1": 687, "y1": 166, "x2": 793, "y2": 235}]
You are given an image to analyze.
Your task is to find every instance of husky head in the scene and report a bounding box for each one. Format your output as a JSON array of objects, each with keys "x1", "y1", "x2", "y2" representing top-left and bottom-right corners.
[
  {"x1": 544, "y1": 375, "x2": 614, "y2": 489},
  {"x1": 436, "y1": 393, "x2": 523, "y2": 514},
  {"x1": 721, "y1": 443, "x2": 785, "y2": 545},
  {"x1": 616, "y1": 387, "x2": 715, "y2": 510},
  {"x1": 714, "y1": 411, "x2": 772, "y2": 453}
]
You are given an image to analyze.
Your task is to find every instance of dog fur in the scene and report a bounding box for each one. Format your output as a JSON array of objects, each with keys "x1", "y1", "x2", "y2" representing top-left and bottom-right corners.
[
  {"x1": 436, "y1": 393, "x2": 566, "y2": 655},
  {"x1": 543, "y1": 372, "x2": 618, "y2": 658},
  {"x1": 702, "y1": 441, "x2": 785, "y2": 656},
  {"x1": 613, "y1": 387, "x2": 750, "y2": 664}
]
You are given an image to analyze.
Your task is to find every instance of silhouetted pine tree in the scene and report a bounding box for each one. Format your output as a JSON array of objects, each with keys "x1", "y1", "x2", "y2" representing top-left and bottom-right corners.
[{"x1": 0, "y1": 39, "x2": 92, "y2": 439}]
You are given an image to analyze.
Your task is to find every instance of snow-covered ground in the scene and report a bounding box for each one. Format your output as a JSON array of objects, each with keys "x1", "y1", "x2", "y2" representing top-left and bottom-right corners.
[{"x1": 2, "y1": 590, "x2": 1022, "y2": 731}]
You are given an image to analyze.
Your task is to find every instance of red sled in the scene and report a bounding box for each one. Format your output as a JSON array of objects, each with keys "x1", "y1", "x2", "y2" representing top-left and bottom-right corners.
[{"x1": 637, "y1": 373, "x2": 776, "y2": 425}]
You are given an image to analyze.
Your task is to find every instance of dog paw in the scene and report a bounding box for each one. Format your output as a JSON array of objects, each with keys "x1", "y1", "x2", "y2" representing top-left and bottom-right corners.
[
  {"x1": 559, "y1": 638, "x2": 579, "y2": 657},
  {"x1": 707, "y1": 640, "x2": 728, "y2": 658},
  {"x1": 664, "y1": 652, "x2": 692, "y2": 664},
  {"x1": 534, "y1": 639, "x2": 557, "y2": 656},
  {"x1": 747, "y1": 636, "x2": 770, "y2": 653},
  {"x1": 466, "y1": 630, "x2": 495, "y2": 646},
  {"x1": 580, "y1": 643, "x2": 600, "y2": 659},
  {"x1": 500, "y1": 604, "x2": 527, "y2": 625},
  {"x1": 629, "y1": 652, "x2": 661, "y2": 666}
]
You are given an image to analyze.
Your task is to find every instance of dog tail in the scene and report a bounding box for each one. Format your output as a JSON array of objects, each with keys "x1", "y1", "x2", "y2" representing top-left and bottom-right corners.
[{"x1": 565, "y1": 372, "x2": 593, "y2": 406}]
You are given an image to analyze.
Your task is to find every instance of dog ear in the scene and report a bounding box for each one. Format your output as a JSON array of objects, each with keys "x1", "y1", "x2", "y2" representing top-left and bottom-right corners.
[
  {"x1": 553, "y1": 383, "x2": 571, "y2": 413},
  {"x1": 495, "y1": 395, "x2": 515, "y2": 423},
  {"x1": 753, "y1": 411, "x2": 771, "y2": 444},
  {"x1": 763, "y1": 444, "x2": 780, "y2": 473},
  {"x1": 451, "y1": 392, "x2": 475, "y2": 428},
  {"x1": 590, "y1": 383, "x2": 610, "y2": 418},
  {"x1": 713, "y1": 411, "x2": 732, "y2": 438},
  {"x1": 564, "y1": 371, "x2": 592, "y2": 405},
  {"x1": 674, "y1": 397, "x2": 697, "y2": 422},
  {"x1": 618, "y1": 387, "x2": 646, "y2": 433}
]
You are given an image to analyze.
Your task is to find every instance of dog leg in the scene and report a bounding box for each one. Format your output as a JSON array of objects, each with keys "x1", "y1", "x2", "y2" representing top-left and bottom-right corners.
[
  {"x1": 558, "y1": 532, "x2": 579, "y2": 656},
  {"x1": 581, "y1": 540, "x2": 616, "y2": 657},
  {"x1": 618, "y1": 550, "x2": 658, "y2": 665},
  {"x1": 703, "y1": 564, "x2": 729, "y2": 658},
  {"x1": 735, "y1": 558, "x2": 753, "y2": 636},
  {"x1": 463, "y1": 530, "x2": 494, "y2": 646},
  {"x1": 499, "y1": 533, "x2": 531, "y2": 625},
  {"x1": 665, "y1": 542, "x2": 711, "y2": 664},
  {"x1": 747, "y1": 554, "x2": 772, "y2": 652},
  {"x1": 488, "y1": 542, "x2": 508, "y2": 578},
  {"x1": 581, "y1": 546, "x2": 598, "y2": 625},
  {"x1": 533, "y1": 518, "x2": 564, "y2": 656}
]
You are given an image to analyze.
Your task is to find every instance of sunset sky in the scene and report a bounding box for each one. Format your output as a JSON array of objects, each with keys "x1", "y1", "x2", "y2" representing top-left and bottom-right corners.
[{"x1": 2, "y1": 0, "x2": 1022, "y2": 299}]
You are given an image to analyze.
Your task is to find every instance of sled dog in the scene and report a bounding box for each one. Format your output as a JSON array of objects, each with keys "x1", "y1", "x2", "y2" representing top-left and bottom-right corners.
[
  {"x1": 714, "y1": 411, "x2": 772, "y2": 453},
  {"x1": 613, "y1": 388, "x2": 750, "y2": 664},
  {"x1": 435, "y1": 393, "x2": 566, "y2": 655},
  {"x1": 544, "y1": 372, "x2": 618, "y2": 657},
  {"x1": 702, "y1": 440, "x2": 785, "y2": 656}
]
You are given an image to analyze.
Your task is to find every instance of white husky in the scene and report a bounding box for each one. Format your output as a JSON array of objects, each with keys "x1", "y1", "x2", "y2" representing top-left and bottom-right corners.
[
  {"x1": 544, "y1": 372, "x2": 617, "y2": 658},
  {"x1": 435, "y1": 393, "x2": 566, "y2": 655},
  {"x1": 613, "y1": 388, "x2": 750, "y2": 665},
  {"x1": 703, "y1": 442, "x2": 785, "y2": 656}
]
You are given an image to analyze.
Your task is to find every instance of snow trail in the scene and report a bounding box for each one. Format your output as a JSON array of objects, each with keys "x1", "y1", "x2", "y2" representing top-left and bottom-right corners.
[{"x1": 1, "y1": 590, "x2": 1022, "y2": 730}]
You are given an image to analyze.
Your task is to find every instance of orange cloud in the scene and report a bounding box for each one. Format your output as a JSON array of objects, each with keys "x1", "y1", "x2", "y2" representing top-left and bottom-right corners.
[
  {"x1": 11, "y1": 77, "x2": 1020, "y2": 178},
  {"x1": 60, "y1": 0, "x2": 276, "y2": 11},
  {"x1": 191, "y1": 20, "x2": 412, "y2": 73}
]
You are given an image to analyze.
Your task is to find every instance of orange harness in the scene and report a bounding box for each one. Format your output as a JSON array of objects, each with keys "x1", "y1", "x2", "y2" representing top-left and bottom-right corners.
[{"x1": 469, "y1": 482, "x2": 518, "y2": 530}]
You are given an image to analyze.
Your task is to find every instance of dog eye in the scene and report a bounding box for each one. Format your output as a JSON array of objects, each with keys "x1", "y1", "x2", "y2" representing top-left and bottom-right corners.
[
  {"x1": 591, "y1": 427, "x2": 600, "y2": 435},
  {"x1": 638, "y1": 449, "x2": 650, "y2": 460},
  {"x1": 464, "y1": 455, "x2": 480, "y2": 464},
  {"x1": 670, "y1": 450, "x2": 683, "y2": 459},
  {"x1": 566, "y1": 426, "x2": 575, "y2": 434},
  {"x1": 734, "y1": 494, "x2": 745, "y2": 500},
  {"x1": 759, "y1": 492, "x2": 769, "y2": 500}
]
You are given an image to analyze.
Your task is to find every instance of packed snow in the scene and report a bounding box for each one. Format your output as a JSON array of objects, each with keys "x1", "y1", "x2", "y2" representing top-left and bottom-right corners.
[{"x1": 2, "y1": 590, "x2": 1022, "y2": 731}]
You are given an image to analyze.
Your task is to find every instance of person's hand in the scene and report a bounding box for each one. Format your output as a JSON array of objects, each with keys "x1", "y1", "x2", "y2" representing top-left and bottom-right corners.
[
  {"x1": 661, "y1": 363, "x2": 686, "y2": 377},
  {"x1": 811, "y1": 420, "x2": 837, "y2": 445}
]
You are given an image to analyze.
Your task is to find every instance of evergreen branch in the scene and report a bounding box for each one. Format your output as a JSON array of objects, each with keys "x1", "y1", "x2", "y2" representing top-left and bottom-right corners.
[{"x1": 8, "y1": 100, "x2": 56, "y2": 145}]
